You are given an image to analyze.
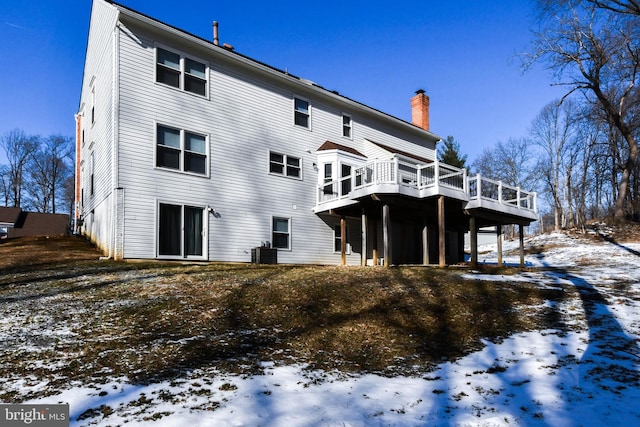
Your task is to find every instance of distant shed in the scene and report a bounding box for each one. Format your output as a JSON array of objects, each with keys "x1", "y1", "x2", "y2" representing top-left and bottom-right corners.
[{"x1": 0, "y1": 207, "x2": 69, "y2": 239}]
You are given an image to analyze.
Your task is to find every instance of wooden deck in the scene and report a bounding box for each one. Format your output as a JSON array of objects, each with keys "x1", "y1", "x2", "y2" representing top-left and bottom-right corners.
[{"x1": 314, "y1": 158, "x2": 537, "y2": 224}]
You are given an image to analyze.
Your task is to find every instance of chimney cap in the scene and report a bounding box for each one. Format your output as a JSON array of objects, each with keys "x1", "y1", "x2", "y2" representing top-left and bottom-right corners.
[{"x1": 415, "y1": 89, "x2": 426, "y2": 95}]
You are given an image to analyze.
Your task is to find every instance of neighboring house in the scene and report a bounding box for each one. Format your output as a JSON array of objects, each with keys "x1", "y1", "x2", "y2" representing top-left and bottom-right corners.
[
  {"x1": 76, "y1": 0, "x2": 537, "y2": 266},
  {"x1": 0, "y1": 207, "x2": 69, "y2": 239}
]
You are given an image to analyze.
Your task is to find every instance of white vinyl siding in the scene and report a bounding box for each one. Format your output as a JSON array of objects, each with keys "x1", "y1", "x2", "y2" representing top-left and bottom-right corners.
[
  {"x1": 89, "y1": 1, "x2": 438, "y2": 264},
  {"x1": 78, "y1": 0, "x2": 119, "y2": 254}
]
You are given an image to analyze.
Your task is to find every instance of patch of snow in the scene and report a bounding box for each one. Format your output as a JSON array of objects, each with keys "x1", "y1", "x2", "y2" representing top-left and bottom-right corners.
[{"x1": 5, "y1": 232, "x2": 640, "y2": 426}]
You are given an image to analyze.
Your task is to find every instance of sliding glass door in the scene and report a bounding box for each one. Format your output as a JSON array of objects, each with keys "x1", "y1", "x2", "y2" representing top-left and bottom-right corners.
[
  {"x1": 158, "y1": 203, "x2": 205, "y2": 258},
  {"x1": 184, "y1": 206, "x2": 203, "y2": 256}
]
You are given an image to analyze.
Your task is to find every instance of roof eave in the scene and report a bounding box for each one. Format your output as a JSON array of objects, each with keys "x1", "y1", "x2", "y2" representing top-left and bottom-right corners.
[{"x1": 111, "y1": 1, "x2": 443, "y2": 142}]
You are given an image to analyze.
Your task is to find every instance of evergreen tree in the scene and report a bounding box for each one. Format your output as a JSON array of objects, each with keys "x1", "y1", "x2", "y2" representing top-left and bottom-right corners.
[{"x1": 437, "y1": 136, "x2": 467, "y2": 168}]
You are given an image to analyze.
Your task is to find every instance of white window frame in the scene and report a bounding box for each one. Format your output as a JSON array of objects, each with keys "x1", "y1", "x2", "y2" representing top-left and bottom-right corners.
[
  {"x1": 333, "y1": 223, "x2": 351, "y2": 254},
  {"x1": 90, "y1": 88, "x2": 95, "y2": 125},
  {"x1": 155, "y1": 123, "x2": 209, "y2": 177},
  {"x1": 90, "y1": 151, "x2": 95, "y2": 196},
  {"x1": 271, "y1": 216, "x2": 291, "y2": 250},
  {"x1": 322, "y1": 162, "x2": 335, "y2": 197},
  {"x1": 293, "y1": 96, "x2": 311, "y2": 129},
  {"x1": 155, "y1": 45, "x2": 209, "y2": 98},
  {"x1": 156, "y1": 201, "x2": 208, "y2": 260},
  {"x1": 268, "y1": 151, "x2": 302, "y2": 180},
  {"x1": 339, "y1": 161, "x2": 353, "y2": 197},
  {"x1": 342, "y1": 113, "x2": 352, "y2": 139}
]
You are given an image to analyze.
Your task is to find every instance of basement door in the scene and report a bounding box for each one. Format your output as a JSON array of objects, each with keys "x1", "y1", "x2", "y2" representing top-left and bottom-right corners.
[{"x1": 158, "y1": 203, "x2": 206, "y2": 259}]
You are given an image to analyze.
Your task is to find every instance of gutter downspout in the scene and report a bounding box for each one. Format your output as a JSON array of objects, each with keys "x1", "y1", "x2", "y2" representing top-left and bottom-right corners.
[
  {"x1": 109, "y1": 14, "x2": 121, "y2": 259},
  {"x1": 74, "y1": 113, "x2": 82, "y2": 234}
]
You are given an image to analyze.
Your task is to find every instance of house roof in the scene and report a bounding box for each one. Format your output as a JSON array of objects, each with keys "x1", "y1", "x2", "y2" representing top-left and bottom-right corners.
[
  {"x1": 7, "y1": 212, "x2": 69, "y2": 238},
  {"x1": 0, "y1": 207, "x2": 21, "y2": 225},
  {"x1": 316, "y1": 141, "x2": 366, "y2": 158},
  {"x1": 104, "y1": 0, "x2": 443, "y2": 143},
  {"x1": 367, "y1": 140, "x2": 433, "y2": 164}
]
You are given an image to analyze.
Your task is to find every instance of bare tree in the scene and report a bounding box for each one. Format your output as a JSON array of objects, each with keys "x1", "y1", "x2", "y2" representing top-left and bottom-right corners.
[
  {"x1": 589, "y1": 0, "x2": 640, "y2": 15},
  {"x1": 472, "y1": 138, "x2": 540, "y2": 236},
  {"x1": 62, "y1": 174, "x2": 76, "y2": 218},
  {"x1": 25, "y1": 134, "x2": 73, "y2": 213},
  {"x1": 0, "y1": 165, "x2": 10, "y2": 206},
  {"x1": 0, "y1": 129, "x2": 39, "y2": 208},
  {"x1": 526, "y1": 0, "x2": 640, "y2": 221},
  {"x1": 529, "y1": 100, "x2": 577, "y2": 231},
  {"x1": 473, "y1": 138, "x2": 538, "y2": 189}
]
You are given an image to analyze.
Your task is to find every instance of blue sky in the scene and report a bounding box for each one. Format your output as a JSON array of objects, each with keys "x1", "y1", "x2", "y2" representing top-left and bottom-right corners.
[{"x1": 0, "y1": 0, "x2": 565, "y2": 164}]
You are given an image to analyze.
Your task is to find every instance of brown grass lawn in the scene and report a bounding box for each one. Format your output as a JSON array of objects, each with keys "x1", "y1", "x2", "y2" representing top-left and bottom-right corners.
[{"x1": 0, "y1": 236, "x2": 571, "y2": 402}]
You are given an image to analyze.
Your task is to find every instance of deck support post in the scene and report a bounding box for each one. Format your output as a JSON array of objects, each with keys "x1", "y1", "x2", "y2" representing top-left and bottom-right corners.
[
  {"x1": 361, "y1": 210, "x2": 367, "y2": 267},
  {"x1": 469, "y1": 216, "x2": 478, "y2": 268},
  {"x1": 340, "y1": 216, "x2": 347, "y2": 266},
  {"x1": 372, "y1": 218, "x2": 378, "y2": 266},
  {"x1": 422, "y1": 217, "x2": 429, "y2": 265},
  {"x1": 383, "y1": 204, "x2": 391, "y2": 267},
  {"x1": 497, "y1": 225, "x2": 503, "y2": 267},
  {"x1": 519, "y1": 224, "x2": 525, "y2": 268},
  {"x1": 438, "y1": 196, "x2": 445, "y2": 267}
]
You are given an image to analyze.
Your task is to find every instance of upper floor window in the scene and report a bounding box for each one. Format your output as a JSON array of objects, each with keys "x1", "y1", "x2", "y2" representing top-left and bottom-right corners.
[
  {"x1": 156, "y1": 47, "x2": 207, "y2": 96},
  {"x1": 340, "y1": 164, "x2": 352, "y2": 195},
  {"x1": 156, "y1": 124, "x2": 208, "y2": 175},
  {"x1": 342, "y1": 114, "x2": 352, "y2": 138},
  {"x1": 294, "y1": 97, "x2": 310, "y2": 128},
  {"x1": 323, "y1": 163, "x2": 333, "y2": 195},
  {"x1": 91, "y1": 89, "x2": 95, "y2": 125},
  {"x1": 269, "y1": 151, "x2": 301, "y2": 179}
]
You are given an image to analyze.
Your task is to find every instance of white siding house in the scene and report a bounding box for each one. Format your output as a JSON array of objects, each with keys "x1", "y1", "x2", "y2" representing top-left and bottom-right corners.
[{"x1": 77, "y1": 0, "x2": 537, "y2": 266}]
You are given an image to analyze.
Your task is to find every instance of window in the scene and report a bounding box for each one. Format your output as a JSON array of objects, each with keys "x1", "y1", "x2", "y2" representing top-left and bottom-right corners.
[
  {"x1": 90, "y1": 152, "x2": 95, "y2": 195},
  {"x1": 269, "y1": 152, "x2": 301, "y2": 179},
  {"x1": 184, "y1": 132, "x2": 207, "y2": 174},
  {"x1": 156, "y1": 47, "x2": 207, "y2": 96},
  {"x1": 184, "y1": 58, "x2": 207, "y2": 96},
  {"x1": 334, "y1": 224, "x2": 350, "y2": 253},
  {"x1": 158, "y1": 203, "x2": 204, "y2": 257},
  {"x1": 323, "y1": 163, "x2": 333, "y2": 195},
  {"x1": 91, "y1": 89, "x2": 95, "y2": 124},
  {"x1": 272, "y1": 217, "x2": 290, "y2": 249},
  {"x1": 156, "y1": 48, "x2": 180, "y2": 88},
  {"x1": 340, "y1": 164, "x2": 352, "y2": 196},
  {"x1": 156, "y1": 125, "x2": 208, "y2": 175},
  {"x1": 342, "y1": 114, "x2": 352, "y2": 138},
  {"x1": 294, "y1": 97, "x2": 310, "y2": 128}
]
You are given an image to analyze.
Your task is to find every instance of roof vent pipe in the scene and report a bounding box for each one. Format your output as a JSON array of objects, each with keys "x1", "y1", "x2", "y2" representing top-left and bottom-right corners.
[{"x1": 213, "y1": 21, "x2": 219, "y2": 46}]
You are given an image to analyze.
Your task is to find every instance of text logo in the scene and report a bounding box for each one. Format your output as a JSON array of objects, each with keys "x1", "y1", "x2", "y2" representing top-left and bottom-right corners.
[{"x1": 1, "y1": 404, "x2": 69, "y2": 426}]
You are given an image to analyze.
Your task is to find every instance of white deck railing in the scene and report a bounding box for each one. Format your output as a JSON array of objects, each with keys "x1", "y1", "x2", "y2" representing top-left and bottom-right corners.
[
  {"x1": 467, "y1": 174, "x2": 537, "y2": 212},
  {"x1": 317, "y1": 158, "x2": 537, "y2": 215}
]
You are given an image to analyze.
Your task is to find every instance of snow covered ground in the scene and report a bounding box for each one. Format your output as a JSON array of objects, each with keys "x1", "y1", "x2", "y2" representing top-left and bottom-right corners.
[{"x1": 12, "y1": 233, "x2": 640, "y2": 426}]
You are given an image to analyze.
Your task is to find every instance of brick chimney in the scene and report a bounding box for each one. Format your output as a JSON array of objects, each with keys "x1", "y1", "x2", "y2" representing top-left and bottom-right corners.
[{"x1": 411, "y1": 89, "x2": 430, "y2": 131}]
